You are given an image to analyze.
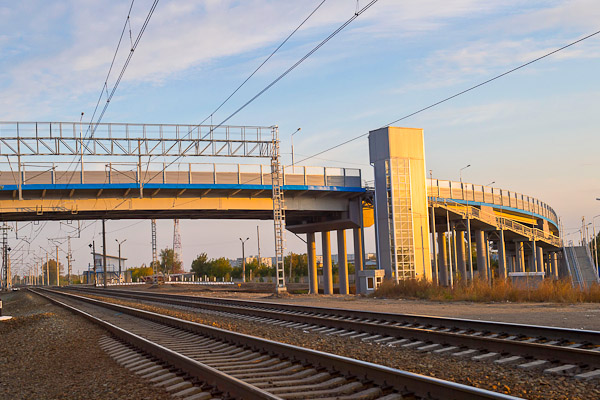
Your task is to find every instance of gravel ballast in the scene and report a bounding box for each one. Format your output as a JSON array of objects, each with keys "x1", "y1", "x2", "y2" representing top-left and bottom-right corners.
[
  {"x1": 81, "y1": 291, "x2": 600, "y2": 400},
  {"x1": 0, "y1": 290, "x2": 171, "y2": 400}
]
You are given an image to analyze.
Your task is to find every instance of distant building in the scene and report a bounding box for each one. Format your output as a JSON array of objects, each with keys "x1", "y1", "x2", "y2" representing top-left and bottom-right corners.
[
  {"x1": 232, "y1": 256, "x2": 273, "y2": 268},
  {"x1": 83, "y1": 253, "x2": 127, "y2": 284}
]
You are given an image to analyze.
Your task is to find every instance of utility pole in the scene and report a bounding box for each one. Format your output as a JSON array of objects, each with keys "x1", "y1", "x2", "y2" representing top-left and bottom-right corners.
[
  {"x1": 151, "y1": 219, "x2": 157, "y2": 278},
  {"x1": 102, "y1": 219, "x2": 108, "y2": 288},
  {"x1": 67, "y1": 237, "x2": 72, "y2": 285},
  {"x1": 89, "y1": 241, "x2": 97, "y2": 286},
  {"x1": 55, "y1": 244, "x2": 60, "y2": 286},
  {"x1": 173, "y1": 219, "x2": 181, "y2": 274},
  {"x1": 1, "y1": 223, "x2": 11, "y2": 290},
  {"x1": 45, "y1": 252, "x2": 49, "y2": 286},
  {"x1": 257, "y1": 226, "x2": 261, "y2": 267},
  {"x1": 240, "y1": 237, "x2": 249, "y2": 283},
  {"x1": 115, "y1": 238, "x2": 126, "y2": 283}
]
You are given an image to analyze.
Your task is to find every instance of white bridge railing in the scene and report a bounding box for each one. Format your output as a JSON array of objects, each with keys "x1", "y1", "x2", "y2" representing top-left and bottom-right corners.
[
  {"x1": 0, "y1": 161, "x2": 362, "y2": 188},
  {"x1": 427, "y1": 178, "x2": 558, "y2": 226}
]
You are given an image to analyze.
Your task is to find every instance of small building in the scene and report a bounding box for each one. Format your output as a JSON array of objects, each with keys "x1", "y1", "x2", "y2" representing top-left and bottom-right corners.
[{"x1": 82, "y1": 253, "x2": 127, "y2": 284}]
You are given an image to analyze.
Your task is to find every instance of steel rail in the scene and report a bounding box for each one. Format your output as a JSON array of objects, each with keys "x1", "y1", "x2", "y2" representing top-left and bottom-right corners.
[
  {"x1": 31, "y1": 288, "x2": 280, "y2": 400},
  {"x1": 71, "y1": 286, "x2": 600, "y2": 345},
  {"x1": 67, "y1": 287, "x2": 600, "y2": 369},
  {"x1": 38, "y1": 288, "x2": 519, "y2": 400}
]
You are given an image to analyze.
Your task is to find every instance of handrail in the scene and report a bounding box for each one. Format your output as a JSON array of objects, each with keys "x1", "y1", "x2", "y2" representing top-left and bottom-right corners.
[
  {"x1": 431, "y1": 197, "x2": 561, "y2": 246},
  {"x1": 427, "y1": 178, "x2": 558, "y2": 226},
  {"x1": 563, "y1": 246, "x2": 575, "y2": 287},
  {"x1": 565, "y1": 246, "x2": 584, "y2": 289},
  {"x1": 0, "y1": 161, "x2": 362, "y2": 188}
]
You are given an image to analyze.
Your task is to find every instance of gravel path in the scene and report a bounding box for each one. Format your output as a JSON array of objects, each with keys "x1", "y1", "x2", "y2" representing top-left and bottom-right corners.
[
  {"x1": 0, "y1": 290, "x2": 171, "y2": 400},
  {"x1": 82, "y1": 291, "x2": 600, "y2": 400}
]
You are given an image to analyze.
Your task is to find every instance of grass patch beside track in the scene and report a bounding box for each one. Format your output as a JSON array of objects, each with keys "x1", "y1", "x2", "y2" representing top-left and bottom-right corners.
[{"x1": 373, "y1": 278, "x2": 600, "y2": 303}]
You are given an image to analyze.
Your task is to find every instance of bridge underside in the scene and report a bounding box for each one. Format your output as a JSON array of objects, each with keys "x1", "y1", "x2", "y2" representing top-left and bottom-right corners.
[{"x1": 0, "y1": 184, "x2": 364, "y2": 229}]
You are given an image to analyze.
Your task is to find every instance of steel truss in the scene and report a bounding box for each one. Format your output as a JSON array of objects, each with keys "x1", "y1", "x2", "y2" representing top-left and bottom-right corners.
[
  {"x1": 0, "y1": 121, "x2": 287, "y2": 292},
  {"x1": 0, "y1": 122, "x2": 276, "y2": 157}
]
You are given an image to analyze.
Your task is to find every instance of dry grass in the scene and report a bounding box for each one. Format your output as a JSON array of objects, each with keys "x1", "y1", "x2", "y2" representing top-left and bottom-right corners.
[{"x1": 373, "y1": 278, "x2": 600, "y2": 303}]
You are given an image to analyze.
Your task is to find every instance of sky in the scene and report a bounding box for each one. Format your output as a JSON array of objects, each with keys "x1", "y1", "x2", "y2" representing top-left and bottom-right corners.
[{"x1": 1, "y1": 0, "x2": 599, "y2": 276}]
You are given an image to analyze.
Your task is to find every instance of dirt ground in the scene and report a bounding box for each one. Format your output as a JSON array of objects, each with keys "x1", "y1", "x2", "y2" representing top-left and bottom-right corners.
[
  {"x1": 121, "y1": 284, "x2": 600, "y2": 330},
  {"x1": 0, "y1": 290, "x2": 171, "y2": 400}
]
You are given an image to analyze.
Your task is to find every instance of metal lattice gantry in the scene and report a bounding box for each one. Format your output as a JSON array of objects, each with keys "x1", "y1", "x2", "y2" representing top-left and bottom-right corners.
[
  {"x1": 0, "y1": 121, "x2": 287, "y2": 292},
  {"x1": 0, "y1": 122, "x2": 277, "y2": 158}
]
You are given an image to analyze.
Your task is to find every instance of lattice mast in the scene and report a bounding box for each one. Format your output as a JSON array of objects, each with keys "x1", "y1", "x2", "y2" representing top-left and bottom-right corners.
[
  {"x1": 1, "y1": 223, "x2": 9, "y2": 289},
  {"x1": 270, "y1": 127, "x2": 286, "y2": 292},
  {"x1": 151, "y1": 219, "x2": 158, "y2": 274},
  {"x1": 173, "y1": 219, "x2": 182, "y2": 272}
]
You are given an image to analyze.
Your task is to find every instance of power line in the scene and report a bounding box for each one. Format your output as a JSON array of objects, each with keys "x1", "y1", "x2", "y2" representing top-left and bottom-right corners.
[
  {"x1": 58, "y1": 1, "x2": 160, "y2": 197},
  {"x1": 198, "y1": 0, "x2": 329, "y2": 128},
  {"x1": 213, "y1": 0, "x2": 379, "y2": 130},
  {"x1": 90, "y1": 0, "x2": 161, "y2": 136},
  {"x1": 295, "y1": 28, "x2": 600, "y2": 165},
  {"x1": 145, "y1": 0, "x2": 379, "y2": 183},
  {"x1": 141, "y1": 0, "x2": 330, "y2": 179},
  {"x1": 85, "y1": 0, "x2": 136, "y2": 137}
]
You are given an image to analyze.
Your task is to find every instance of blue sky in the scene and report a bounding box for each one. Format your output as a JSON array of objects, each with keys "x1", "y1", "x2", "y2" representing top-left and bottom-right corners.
[{"x1": 1, "y1": 0, "x2": 599, "y2": 274}]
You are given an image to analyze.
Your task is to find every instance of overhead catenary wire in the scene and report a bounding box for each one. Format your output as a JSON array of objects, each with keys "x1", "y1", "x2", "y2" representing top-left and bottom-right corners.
[
  {"x1": 145, "y1": 0, "x2": 379, "y2": 183},
  {"x1": 57, "y1": 0, "x2": 160, "y2": 201},
  {"x1": 89, "y1": 0, "x2": 161, "y2": 137},
  {"x1": 85, "y1": 0, "x2": 137, "y2": 138},
  {"x1": 141, "y1": 0, "x2": 331, "y2": 181},
  {"x1": 295, "y1": 28, "x2": 600, "y2": 165},
  {"x1": 58, "y1": 0, "x2": 137, "y2": 189},
  {"x1": 197, "y1": 0, "x2": 329, "y2": 128}
]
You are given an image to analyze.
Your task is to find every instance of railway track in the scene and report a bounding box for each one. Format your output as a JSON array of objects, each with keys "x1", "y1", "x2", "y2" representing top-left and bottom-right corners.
[
  {"x1": 31, "y1": 287, "x2": 519, "y2": 400},
  {"x1": 67, "y1": 286, "x2": 600, "y2": 380}
]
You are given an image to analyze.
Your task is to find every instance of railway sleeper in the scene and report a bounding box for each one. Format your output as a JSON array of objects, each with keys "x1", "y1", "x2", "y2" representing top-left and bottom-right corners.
[
  {"x1": 231, "y1": 363, "x2": 303, "y2": 378},
  {"x1": 256, "y1": 372, "x2": 334, "y2": 389},
  {"x1": 100, "y1": 335, "x2": 214, "y2": 400}
]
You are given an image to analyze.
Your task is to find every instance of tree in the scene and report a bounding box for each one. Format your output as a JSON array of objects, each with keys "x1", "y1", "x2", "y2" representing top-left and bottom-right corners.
[
  {"x1": 211, "y1": 257, "x2": 233, "y2": 279},
  {"x1": 190, "y1": 253, "x2": 232, "y2": 279},
  {"x1": 284, "y1": 252, "x2": 308, "y2": 282},
  {"x1": 128, "y1": 266, "x2": 154, "y2": 281},
  {"x1": 191, "y1": 253, "x2": 211, "y2": 277},
  {"x1": 159, "y1": 247, "x2": 183, "y2": 274},
  {"x1": 43, "y1": 259, "x2": 63, "y2": 284}
]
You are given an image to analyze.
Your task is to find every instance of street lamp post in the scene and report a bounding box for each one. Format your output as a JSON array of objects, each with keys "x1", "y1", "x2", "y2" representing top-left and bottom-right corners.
[
  {"x1": 115, "y1": 238, "x2": 127, "y2": 284},
  {"x1": 290, "y1": 128, "x2": 301, "y2": 169},
  {"x1": 459, "y1": 165, "x2": 473, "y2": 281},
  {"x1": 240, "y1": 237, "x2": 249, "y2": 283}
]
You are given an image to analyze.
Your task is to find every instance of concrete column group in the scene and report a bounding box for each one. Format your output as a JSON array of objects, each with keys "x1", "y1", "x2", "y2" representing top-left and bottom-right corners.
[
  {"x1": 475, "y1": 230, "x2": 488, "y2": 281},
  {"x1": 306, "y1": 227, "x2": 362, "y2": 295},
  {"x1": 437, "y1": 232, "x2": 448, "y2": 286},
  {"x1": 456, "y1": 231, "x2": 467, "y2": 283}
]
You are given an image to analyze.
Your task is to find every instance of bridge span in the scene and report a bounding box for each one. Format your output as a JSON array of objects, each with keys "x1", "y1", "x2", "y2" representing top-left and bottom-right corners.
[{"x1": 0, "y1": 122, "x2": 567, "y2": 294}]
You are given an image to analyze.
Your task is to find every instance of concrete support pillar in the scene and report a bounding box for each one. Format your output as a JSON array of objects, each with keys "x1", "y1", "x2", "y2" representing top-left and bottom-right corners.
[
  {"x1": 498, "y1": 230, "x2": 507, "y2": 279},
  {"x1": 551, "y1": 252, "x2": 559, "y2": 279},
  {"x1": 337, "y1": 229, "x2": 349, "y2": 295},
  {"x1": 353, "y1": 228, "x2": 364, "y2": 294},
  {"x1": 322, "y1": 231, "x2": 333, "y2": 295},
  {"x1": 515, "y1": 242, "x2": 525, "y2": 273},
  {"x1": 529, "y1": 242, "x2": 536, "y2": 272},
  {"x1": 537, "y1": 247, "x2": 544, "y2": 275},
  {"x1": 437, "y1": 232, "x2": 448, "y2": 285},
  {"x1": 475, "y1": 230, "x2": 488, "y2": 281},
  {"x1": 485, "y1": 232, "x2": 491, "y2": 281},
  {"x1": 307, "y1": 232, "x2": 318, "y2": 294},
  {"x1": 456, "y1": 231, "x2": 467, "y2": 283}
]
